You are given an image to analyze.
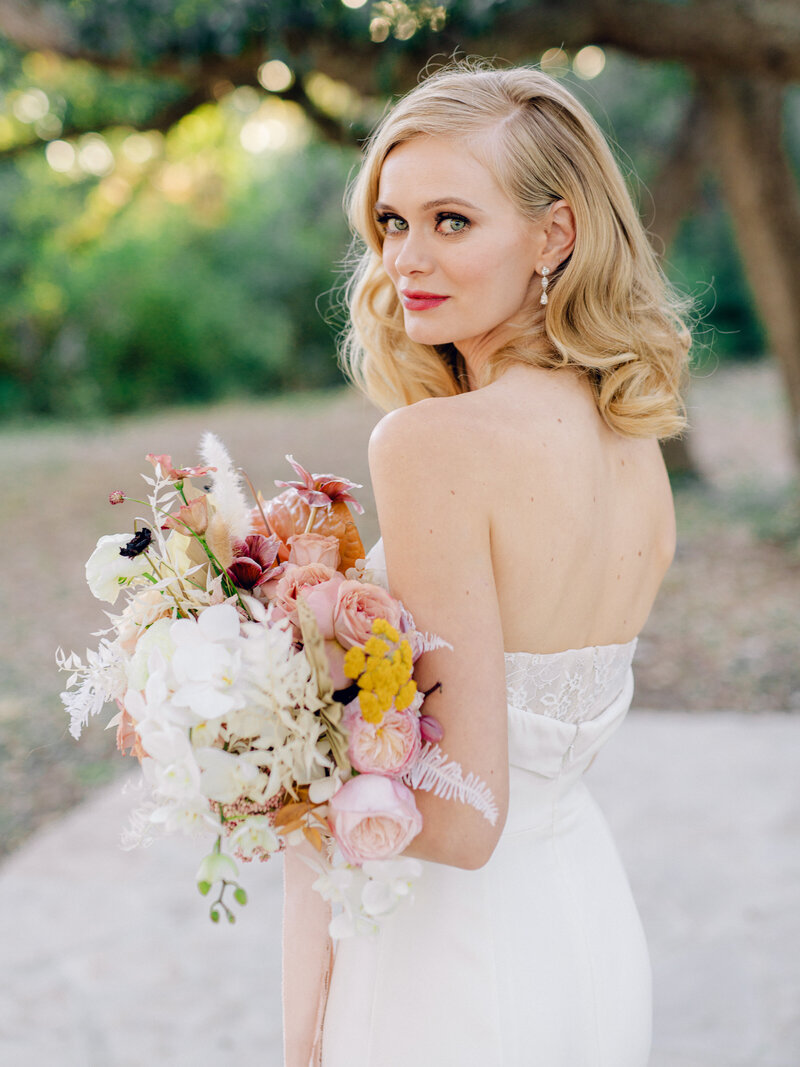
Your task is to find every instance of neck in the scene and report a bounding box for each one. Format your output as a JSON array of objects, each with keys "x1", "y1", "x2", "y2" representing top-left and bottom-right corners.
[{"x1": 456, "y1": 322, "x2": 551, "y2": 390}]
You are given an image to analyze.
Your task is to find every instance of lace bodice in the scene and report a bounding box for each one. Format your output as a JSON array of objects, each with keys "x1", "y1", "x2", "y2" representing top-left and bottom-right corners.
[{"x1": 504, "y1": 641, "x2": 637, "y2": 725}]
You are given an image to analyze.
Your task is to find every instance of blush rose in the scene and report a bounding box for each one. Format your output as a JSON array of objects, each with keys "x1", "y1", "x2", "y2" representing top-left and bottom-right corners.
[
  {"x1": 327, "y1": 774, "x2": 423, "y2": 865},
  {"x1": 273, "y1": 563, "x2": 342, "y2": 625},
  {"x1": 332, "y1": 580, "x2": 403, "y2": 650},
  {"x1": 345, "y1": 702, "x2": 421, "y2": 777}
]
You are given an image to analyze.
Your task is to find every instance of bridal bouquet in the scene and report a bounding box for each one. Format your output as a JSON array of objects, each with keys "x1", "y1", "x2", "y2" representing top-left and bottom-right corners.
[{"x1": 57, "y1": 435, "x2": 498, "y2": 937}]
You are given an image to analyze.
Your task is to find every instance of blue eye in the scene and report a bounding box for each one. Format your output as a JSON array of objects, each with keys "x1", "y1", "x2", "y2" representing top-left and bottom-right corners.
[
  {"x1": 436, "y1": 213, "x2": 469, "y2": 235},
  {"x1": 376, "y1": 213, "x2": 408, "y2": 234}
]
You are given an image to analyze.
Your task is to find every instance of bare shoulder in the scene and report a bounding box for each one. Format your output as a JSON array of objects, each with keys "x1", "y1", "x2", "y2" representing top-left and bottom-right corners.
[{"x1": 369, "y1": 394, "x2": 487, "y2": 487}]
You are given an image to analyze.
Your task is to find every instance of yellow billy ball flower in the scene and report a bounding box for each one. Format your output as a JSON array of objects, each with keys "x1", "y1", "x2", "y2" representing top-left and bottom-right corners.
[
  {"x1": 399, "y1": 639, "x2": 413, "y2": 669},
  {"x1": 395, "y1": 680, "x2": 417, "y2": 710},
  {"x1": 394, "y1": 665, "x2": 413, "y2": 691},
  {"x1": 372, "y1": 618, "x2": 400, "y2": 644},
  {"x1": 359, "y1": 690, "x2": 382, "y2": 724},
  {"x1": 364, "y1": 635, "x2": 390, "y2": 658},
  {"x1": 372, "y1": 660, "x2": 395, "y2": 690},
  {"x1": 343, "y1": 646, "x2": 366, "y2": 680}
]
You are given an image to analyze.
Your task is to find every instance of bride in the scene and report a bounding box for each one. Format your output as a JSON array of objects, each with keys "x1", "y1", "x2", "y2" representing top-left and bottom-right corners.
[{"x1": 285, "y1": 61, "x2": 689, "y2": 1066}]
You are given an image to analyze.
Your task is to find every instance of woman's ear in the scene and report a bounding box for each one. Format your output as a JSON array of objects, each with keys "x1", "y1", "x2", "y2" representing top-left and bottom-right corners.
[{"x1": 542, "y1": 199, "x2": 575, "y2": 265}]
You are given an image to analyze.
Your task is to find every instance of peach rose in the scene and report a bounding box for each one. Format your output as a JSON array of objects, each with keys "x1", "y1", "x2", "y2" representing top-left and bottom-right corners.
[
  {"x1": 287, "y1": 533, "x2": 341, "y2": 569},
  {"x1": 345, "y1": 703, "x2": 421, "y2": 777},
  {"x1": 332, "y1": 580, "x2": 403, "y2": 650},
  {"x1": 273, "y1": 563, "x2": 341, "y2": 625},
  {"x1": 327, "y1": 774, "x2": 423, "y2": 866}
]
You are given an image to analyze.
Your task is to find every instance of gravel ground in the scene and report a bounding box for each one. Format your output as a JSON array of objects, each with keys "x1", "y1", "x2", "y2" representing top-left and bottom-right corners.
[{"x1": 0, "y1": 361, "x2": 797, "y2": 858}]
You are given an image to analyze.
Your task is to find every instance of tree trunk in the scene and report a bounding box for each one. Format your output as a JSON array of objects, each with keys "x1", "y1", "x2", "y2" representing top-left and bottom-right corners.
[
  {"x1": 647, "y1": 90, "x2": 713, "y2": 481},
  {"x1": 703, "y1": 73, "x2": 800, "y2": 465}
]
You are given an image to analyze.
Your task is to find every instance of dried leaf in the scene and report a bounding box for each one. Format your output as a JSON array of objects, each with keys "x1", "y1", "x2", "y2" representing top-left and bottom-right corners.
[
  {"x1": 303, "y1": 825, "x2": 323, "y2": 852},
  {"x1": 275, "y1": 818, "x2": 306, "y2": 836},
  {"x1": 273, "y1": 802, "x2": 313, "y2": 827}
]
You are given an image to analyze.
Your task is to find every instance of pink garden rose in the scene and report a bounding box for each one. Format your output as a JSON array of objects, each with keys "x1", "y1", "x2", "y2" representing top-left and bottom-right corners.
[
  {"x1": 323, "y1": 638, "x2": 349, "y2": 690},
  {"x1": 287, "y1": 533, "x2": 340, "y2": 569},
  {"x1": 345, "y1": 702, "x2": 421, "y2": 777},
  {"x1": 332, "y1": 580, "x2": 403, "y2": 650},
  {"x1": 327, "y1": 774, "x2": 423, "y2": 865},
  {"x1": 273, "y1": 563, "x2": 341, "y2": 624},
  {"x1": 300, "y1": 576, "x2": 344, "y2": 639}
]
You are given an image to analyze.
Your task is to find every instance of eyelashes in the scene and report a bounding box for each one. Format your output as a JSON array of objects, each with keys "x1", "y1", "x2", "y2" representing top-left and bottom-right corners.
[
  {"x1": 375, "y1": 212, "x2": 407, "y2": 235},
  {"x1": 375, "y1": 211, "x2": 471, "y2": 236}
]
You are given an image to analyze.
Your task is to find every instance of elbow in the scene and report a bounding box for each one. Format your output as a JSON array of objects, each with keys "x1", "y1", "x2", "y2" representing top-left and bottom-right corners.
[
  {"x1": 451, "y1": 814, "x2": 507, "y2": 871},
  {"x1": 457, "y1": 836, "x2": 500, "y2": 871}
]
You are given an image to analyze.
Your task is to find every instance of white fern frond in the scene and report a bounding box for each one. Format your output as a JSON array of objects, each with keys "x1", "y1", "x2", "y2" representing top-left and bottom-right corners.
[
  {"x1": 415, "y1": 632, "x2": 454, "y2": 654},
  {"x1": 199, "y1": 431, "x2": 252, "y2": 540},
  {"x1": 401, "y1": 742, "x2": 499, "y2": 826}
]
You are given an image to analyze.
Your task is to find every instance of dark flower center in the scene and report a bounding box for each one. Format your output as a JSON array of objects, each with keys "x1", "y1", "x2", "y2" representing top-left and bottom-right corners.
[{"x1": 120, "y1": 528, "x2": 153, "y2": 558}]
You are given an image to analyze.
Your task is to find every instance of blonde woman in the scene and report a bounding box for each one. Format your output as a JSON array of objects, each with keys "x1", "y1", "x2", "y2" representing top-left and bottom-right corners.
[{"x1": 289, "y1": 61, "x2": 689, "y2": 1067}]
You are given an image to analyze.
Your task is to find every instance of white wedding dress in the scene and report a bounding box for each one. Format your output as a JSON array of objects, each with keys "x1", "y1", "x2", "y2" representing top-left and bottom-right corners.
[{"x1": 320, "y1": 540, "x2": 652, "y2": 1066}]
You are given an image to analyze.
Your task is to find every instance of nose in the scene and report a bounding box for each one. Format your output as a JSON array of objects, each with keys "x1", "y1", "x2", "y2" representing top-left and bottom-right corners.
[{"x1": 391, "y1": 228, "x2": 433, "y2": 277}]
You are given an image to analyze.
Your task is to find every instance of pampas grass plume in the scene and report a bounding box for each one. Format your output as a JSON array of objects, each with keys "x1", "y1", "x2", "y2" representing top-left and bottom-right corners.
[{"x1": 199, "y1": 432, "x2": 252, "y2": 543}]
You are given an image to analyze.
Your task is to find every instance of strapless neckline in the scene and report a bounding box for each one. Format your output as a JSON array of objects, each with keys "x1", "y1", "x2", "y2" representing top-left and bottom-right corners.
[{"x1": 503, "y1": 636, "x2": 639, "y2": 661}]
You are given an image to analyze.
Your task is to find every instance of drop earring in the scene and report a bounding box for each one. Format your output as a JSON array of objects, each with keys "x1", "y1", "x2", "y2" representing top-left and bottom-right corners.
[{"x1": 540, "y1": 265, "x2": 550, "y2": 306}]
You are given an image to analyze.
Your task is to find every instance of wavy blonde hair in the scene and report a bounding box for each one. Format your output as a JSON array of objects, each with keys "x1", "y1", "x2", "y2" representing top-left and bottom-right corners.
[{"x1": 339, "y1": 60, "x2": 691, "y2": 439}]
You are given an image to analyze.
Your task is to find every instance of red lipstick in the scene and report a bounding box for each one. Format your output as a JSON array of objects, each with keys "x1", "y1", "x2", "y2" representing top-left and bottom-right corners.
[{"x1": 401, "y1": 290, "x2": 449, "y2": 311}]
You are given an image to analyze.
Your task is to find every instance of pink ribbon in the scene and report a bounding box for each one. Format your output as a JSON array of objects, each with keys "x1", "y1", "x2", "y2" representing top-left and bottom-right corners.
[{"x1": 282, "y1": 840, "x2": 334, "y2": 1067}]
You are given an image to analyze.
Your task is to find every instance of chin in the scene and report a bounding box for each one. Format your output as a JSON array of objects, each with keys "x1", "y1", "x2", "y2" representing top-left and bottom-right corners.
[{"x1": 402, "y1": 314, "x2": 456, "y2": 347}]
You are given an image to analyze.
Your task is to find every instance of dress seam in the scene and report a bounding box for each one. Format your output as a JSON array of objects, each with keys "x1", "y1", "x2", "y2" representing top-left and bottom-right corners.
[
  {"x1": 484, "y1": 861, "x2": 505, "y2": 1064},
  {"x1": 551, "y1": 792, "x2": 602, "y2": 1066},
  {"x1": 365, "y1": 925, "x2": 383, "y2": 1062}
]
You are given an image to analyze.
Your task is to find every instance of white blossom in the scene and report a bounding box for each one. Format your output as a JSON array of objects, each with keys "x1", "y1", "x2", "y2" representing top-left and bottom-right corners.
[
  {"x1": 85, "y1": 533, "x2": 152, "y2": 604},
  {"x1": 228, "y1": 816, "x2": 281, "y2": 859}
]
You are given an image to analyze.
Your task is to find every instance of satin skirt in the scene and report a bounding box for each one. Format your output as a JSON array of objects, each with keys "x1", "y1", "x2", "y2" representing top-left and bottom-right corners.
[{"x1": 320, "y1": 776, "x2": 651, "y2": 1067}]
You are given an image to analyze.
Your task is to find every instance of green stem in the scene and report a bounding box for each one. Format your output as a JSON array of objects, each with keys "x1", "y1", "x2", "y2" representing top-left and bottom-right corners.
[{"x1": 123, "y1": 494, "x2": 254, "y2": 620}]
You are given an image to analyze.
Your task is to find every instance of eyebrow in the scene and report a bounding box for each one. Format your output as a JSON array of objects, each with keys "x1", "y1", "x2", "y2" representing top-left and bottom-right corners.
[{"x1": 374, "y1": 197, "x2": 480, "y2": 213}]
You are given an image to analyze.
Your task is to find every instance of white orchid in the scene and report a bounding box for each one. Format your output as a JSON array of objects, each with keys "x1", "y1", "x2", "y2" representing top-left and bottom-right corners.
[
  {"x1": 228, "y1": 816, "x2": 281, "y2": 859},
  {"x1": 196, "y1": 849, "x2": 239, "y2": 888},
  {"x1": 194, "y1": 746, "x2": 262, "y2": 804}
]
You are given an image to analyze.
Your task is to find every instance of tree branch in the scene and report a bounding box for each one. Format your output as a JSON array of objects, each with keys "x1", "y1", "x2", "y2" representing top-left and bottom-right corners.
[
  {"x1": 0, "y1": 84, "x2": 211, "y2": 159},
  {"x1": 3, "y1": 0, "x2": 800, "y2": 101},
  {"x1": 288, "y1": 0, "x2": 800, "y2": 92}
]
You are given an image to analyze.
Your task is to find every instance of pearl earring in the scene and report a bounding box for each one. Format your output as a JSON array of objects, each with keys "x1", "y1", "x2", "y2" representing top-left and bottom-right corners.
[{"x1": 540, "y1": 266, "x2": 550, "y2": 306}]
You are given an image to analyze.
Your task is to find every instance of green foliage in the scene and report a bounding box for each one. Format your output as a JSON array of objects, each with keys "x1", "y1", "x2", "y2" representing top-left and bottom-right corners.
[
  {"x1": 669, "y1": 183, "x2": 765, "y2": 362},
  {"x1": 54, "y1": 0, "x2": 372, "y2": 64},
  {"x1": 0, "y1": 141, "x2": 354, "y2": 418}
]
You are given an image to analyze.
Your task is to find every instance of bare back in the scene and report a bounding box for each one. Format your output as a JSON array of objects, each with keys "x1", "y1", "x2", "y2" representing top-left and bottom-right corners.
[{"x1": 451, "y1": 363, "x2": 675, "y2": 654}]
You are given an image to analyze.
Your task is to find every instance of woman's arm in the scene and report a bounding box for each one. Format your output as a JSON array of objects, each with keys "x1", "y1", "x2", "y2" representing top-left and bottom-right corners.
[{"x1": 368, "y1": 398, "x2": 509, "y2": 870}]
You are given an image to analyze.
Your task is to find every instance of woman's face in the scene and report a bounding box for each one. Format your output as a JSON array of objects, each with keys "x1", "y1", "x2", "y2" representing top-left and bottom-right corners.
[{"x1": 375, "y1": 134, "x2": 545, "y2": 358}]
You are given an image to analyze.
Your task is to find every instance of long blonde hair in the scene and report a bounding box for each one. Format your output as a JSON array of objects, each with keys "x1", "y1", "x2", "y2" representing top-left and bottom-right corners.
[{"x1": 339, "y1": 60, "x2": 690, "y2": 439}]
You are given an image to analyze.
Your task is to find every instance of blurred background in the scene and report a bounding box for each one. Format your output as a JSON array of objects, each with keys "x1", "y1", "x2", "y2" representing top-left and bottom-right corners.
[{"x1": 0, "y1": 0, "x2": 798, "y2": 864}]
